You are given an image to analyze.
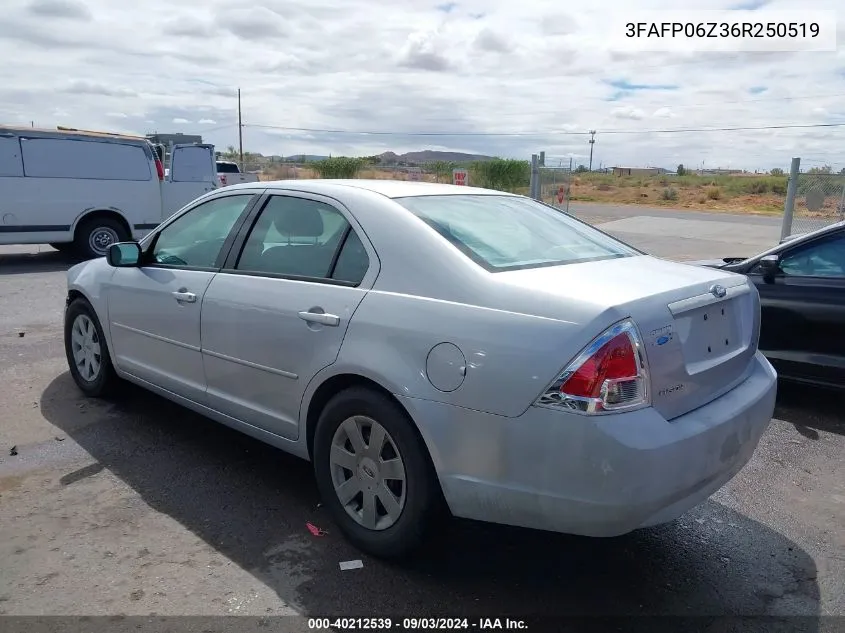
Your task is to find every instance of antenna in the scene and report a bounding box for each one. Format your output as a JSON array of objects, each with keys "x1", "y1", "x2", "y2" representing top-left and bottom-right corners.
[{"x1": 238, "y1": 88, "x2": 244, "y2": 170}]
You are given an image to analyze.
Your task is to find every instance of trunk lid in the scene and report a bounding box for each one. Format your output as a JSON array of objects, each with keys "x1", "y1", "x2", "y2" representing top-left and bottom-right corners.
[{"x1": 497, "y1": 255, "x2": 761, "y2": 420}]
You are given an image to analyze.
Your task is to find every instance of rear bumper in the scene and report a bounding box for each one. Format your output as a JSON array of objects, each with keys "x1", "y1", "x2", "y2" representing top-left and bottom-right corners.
[{"x1": 398, "y1": 351, "x2": 777, "y2": 537}]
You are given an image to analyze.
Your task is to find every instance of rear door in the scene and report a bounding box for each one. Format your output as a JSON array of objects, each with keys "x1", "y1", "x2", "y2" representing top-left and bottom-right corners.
[
  {"x1": 199, "y1": 192, "x2": 377, "y2": 440},
  {"x1": 751, "y1": 229, "x2": 845, "y2": 386},
  {"x1": 161, "y1": 144, "x2": 217, "y2": 218}
]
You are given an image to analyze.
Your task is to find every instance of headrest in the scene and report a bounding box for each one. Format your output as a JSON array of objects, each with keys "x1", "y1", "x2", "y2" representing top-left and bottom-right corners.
[{"x1": 273, "y1": 205, "x2": 324, "y2": 237}]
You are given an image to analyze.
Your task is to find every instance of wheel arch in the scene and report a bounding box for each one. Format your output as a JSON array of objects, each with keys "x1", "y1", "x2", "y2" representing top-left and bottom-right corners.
[
  {"x1": 303, "y1": 372, "x2": 444, "y2": 501},
  {"x1": 71, "y1": 208, "x2": 133, "y2": 241}
]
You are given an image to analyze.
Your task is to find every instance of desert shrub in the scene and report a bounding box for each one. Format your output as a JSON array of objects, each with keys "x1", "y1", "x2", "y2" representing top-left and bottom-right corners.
[
  {"x1": 772, "y1": 182, "x2": 787, "y2": 195},
  {"x1": 661, "y1": 187, "x2": 679, "y2": 201},
  {"x1": 469, "y1": 158, "x2": 530, "y2": 192},
  {"x1": 597, "y1": 183, "x2": 613, "y2": 191},
  {"x1": 697, "y1": 195, "x2": 707, "y2": 204},
  {"x1": 707, "y1": 187, "x2": 721, "y2": 200},
  {"x1": 311, "y1": 157, "x2": 365, "y2": 178},
  {"x1": 746, "y1": 180, "x2": 769, "y2": 194}
]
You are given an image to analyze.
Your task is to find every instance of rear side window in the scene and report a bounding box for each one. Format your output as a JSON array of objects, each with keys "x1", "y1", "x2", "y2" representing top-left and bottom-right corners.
[
  {"x1": 0, "y1": 135, "x2": 23, "y2": 177},
  {"x1": 216, "y1": 162, "x2": 240, "y2": 173},
  {"x1": 20, "y1": 138, "x2": 152, "y2": 181},
  {"x1": 395, "y1": 194, "x2": 639, "y2": 272}
]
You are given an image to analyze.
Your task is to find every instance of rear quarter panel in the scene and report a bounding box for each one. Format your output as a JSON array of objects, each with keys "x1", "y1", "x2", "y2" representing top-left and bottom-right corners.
[{"x1": 328, "y1": 289, "x2": 627, "y2": 418}]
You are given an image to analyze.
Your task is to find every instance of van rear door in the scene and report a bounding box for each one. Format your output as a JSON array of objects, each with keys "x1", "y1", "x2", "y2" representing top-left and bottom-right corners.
[{"x1": 161, "y1": 143, "x2": 217, "y2": 218}]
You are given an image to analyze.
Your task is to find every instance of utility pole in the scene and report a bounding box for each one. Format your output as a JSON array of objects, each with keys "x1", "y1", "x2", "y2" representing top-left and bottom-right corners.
[
  {"x1": 588, "y1": 130, "x2": 596, "y2": 172},
  {"x1": 237, "y1": 88, "x2": 244, "y2": 171}
]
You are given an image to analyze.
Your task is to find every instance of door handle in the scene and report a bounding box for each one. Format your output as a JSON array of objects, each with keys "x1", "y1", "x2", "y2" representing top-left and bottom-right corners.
[
  {"x1": 172, "y1": 290, "x2": 197, "y2": 303},
  {"x1": 298, "y1": 311, "x2": 340, "y2": 327}
]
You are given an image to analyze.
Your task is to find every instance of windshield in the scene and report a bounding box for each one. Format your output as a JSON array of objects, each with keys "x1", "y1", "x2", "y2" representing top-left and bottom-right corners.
[{"x1": 395, "y1": 194, "x2": 640, "y2": 272}]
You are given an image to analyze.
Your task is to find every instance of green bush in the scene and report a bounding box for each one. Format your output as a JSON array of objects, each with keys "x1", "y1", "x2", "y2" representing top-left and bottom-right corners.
[
  {"x1": 772, "y1": 182, "x2": 787, "y2": 195},
  {"x1": 311, "y1": 157, "x2": 365, "y2": 179},
  {"x1": 661, "y1": 187, "x2": 679, "y2": 201},
  {"x1": 746, "y1": 180, "x2": 769, "y2": 194},
  {"x1": 427, "y1": 160, "x2": 458, "y2": 183},
  {"x1": 469, "y1": 159, "x2": 530, "y2": 192}
]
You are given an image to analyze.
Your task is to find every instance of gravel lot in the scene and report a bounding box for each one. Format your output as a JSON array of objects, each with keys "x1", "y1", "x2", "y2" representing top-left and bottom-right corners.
[{"x1": 0, "y1": 207, "x2": 842, "y2": 631}]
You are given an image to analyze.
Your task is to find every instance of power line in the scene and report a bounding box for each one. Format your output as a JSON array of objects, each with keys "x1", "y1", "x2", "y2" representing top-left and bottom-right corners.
[
  {"x1": 245, "y1": 121, "x2": 845, "y2": 138},
  {"x1": 481, "y1": 91, "x2": 845, "y2": 119}
]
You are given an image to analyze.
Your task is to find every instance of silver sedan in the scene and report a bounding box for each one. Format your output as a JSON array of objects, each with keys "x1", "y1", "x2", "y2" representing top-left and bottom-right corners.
[{"x1": 63, "y1": 180, "x2": 777, "y2": 558}]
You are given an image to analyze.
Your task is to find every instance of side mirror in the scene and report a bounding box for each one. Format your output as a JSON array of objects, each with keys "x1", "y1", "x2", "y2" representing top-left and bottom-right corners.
[
  {"x1": 757, "y1": 254, "x2": 779, "y2": 281},
  {"x1": 107, "y1": 242, "x2": 142, "y2": 267}
]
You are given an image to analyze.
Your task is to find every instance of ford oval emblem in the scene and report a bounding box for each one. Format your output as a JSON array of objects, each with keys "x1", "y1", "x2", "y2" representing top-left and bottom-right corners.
[
  {"x1": 710, "y1": 284, "x2": 727, "y2": 298},
  {"x1": 656, "y1": 335, "x2": 670, "y2": 346}
]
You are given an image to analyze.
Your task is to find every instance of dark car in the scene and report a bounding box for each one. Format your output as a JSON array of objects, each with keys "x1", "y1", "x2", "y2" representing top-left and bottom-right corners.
[{"x1": 689, "y1": 220, "x2": 845, "y2": 391}]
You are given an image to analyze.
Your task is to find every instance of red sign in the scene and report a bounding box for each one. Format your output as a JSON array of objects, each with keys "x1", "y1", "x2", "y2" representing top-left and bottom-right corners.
[
  {"x1": 453, "y1": 169, "x2": 468, "y2": 186},
  {"x1": 557, "y1": 185, "x2": 565, "y2": 204}
]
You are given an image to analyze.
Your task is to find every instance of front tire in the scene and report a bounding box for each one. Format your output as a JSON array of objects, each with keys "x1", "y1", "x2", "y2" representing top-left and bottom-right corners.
[
  {"x1": 64, "y1": 298, "x2": 118, "y2": 398},
  {"x1": 74, "y1": 217, "x2": 129, "y2": 259},
  {"x1": 313, "y1": 387, "x2": 443, "y2": 559}
]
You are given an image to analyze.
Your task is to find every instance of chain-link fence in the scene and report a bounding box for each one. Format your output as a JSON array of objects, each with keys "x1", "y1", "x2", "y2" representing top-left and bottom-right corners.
[
  {"x1": 782, "y1": 165, "x2": 845, "y2": 237},
  {"x1": 529, "y1": 156, "x2": 573, "y2": 213}
]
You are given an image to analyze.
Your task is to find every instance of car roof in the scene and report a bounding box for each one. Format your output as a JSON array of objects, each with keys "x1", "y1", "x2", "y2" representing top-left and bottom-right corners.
[
  {"x1": 0, "y1": 124, "x2": 149, "y2": 142},
  {"x1": 251, "y1": 179, "x2": 518, "y2": 199}
]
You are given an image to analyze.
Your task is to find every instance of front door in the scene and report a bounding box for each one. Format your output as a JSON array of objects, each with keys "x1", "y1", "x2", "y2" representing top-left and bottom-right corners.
[
  {"x1": 107, "y1": 193, "x2": 257, "y2": 401},
  {"x1": 753, "y1": 229, "x2": 845, "y2": 385},
  {"x1": 200, "y1": 193, "x2": 376, "y2": 440},
  {"x1": 160, "y1": 143, "x2": 218, "y2": 220}
]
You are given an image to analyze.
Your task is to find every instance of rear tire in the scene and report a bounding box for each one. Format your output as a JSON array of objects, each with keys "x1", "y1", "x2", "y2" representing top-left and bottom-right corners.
[
  {"x1": 64, "y1": 298, "x2": 119, "y2": 398},
  {"x1": 313, "y1": 387, "x2": 443, "y2": 559},
  {"x1": 74, "y1": 217, "x2": 129, "y2": 260}
]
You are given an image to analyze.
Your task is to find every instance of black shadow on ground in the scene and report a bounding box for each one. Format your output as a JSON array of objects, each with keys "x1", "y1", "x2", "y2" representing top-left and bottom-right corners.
[
  {"x1": 40, "y1": 373, "x2": 821, "y2": 631},
  {"x1": 0, "y1": 250, "x2": 80, "y2": 275},
  {"x1": 774, "y1": 381, "x2": 845, "y2": 439}
]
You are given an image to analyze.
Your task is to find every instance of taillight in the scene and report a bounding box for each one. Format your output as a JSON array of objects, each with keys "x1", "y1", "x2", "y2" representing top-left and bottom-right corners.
[
  {"x1": 535, "y1": 319, "x2": 650, "y2": 415},
  {"x1": 155, "y1": 158, "x2": 164, "y2": 180}
]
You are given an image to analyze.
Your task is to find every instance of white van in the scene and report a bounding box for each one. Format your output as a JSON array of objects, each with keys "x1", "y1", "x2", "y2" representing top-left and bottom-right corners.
[{"x1": 0, "y1": 126, "x2": 217, "y2": 259}]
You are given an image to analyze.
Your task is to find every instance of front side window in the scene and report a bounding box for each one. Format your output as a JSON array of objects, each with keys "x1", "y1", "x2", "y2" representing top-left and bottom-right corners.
[
  {"x1": 151, "y1": 194, "x2": 253, "y2": 268},
  {"x1": 779, "y1": 234, "x2": 845, "y2": 278},
  {"x1": 395, "y1": 194, "x2": 639, "y2": 272},
  {"x1": 236, "y1": 195, "x2": 361, "y2": 280}
]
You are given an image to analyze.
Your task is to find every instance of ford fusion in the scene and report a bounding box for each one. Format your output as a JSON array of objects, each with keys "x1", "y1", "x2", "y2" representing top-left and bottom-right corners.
[{"x1": 63, "y1": 180, "x2": 777, "y2": 558}]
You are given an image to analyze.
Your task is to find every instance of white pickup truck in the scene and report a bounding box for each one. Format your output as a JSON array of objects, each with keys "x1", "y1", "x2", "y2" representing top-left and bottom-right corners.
[{"x1": 216, "y1": 160, "x2": 260, "y2": 187}]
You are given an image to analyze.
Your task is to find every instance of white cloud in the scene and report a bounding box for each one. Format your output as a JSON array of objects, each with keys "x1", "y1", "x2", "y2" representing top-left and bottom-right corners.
[
  {"x1": 0, "y1": 0, "x2": 843, "y2": 170},
  {"x1": 652, "y1": 107, "x2": 677, "y2": 118},
  {"x1": 612, "y1": 106, "x2": 645, "y2": 120},
  {"x1": 106, "y1": 112, "x2": 128, "y2": 118}
]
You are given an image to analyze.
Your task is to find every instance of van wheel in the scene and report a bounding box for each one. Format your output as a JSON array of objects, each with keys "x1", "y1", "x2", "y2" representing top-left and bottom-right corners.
[
  {"x1": 74, "y1": 217, "x2": 129, "y2": 259},
  {"x1": 313, "y1": 387, "x2": 443, "y2": 559}
]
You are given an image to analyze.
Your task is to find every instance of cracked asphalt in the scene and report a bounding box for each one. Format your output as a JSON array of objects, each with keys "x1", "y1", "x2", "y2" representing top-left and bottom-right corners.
[{"x1": 0, "y1": 206, "x2": 843, "y2": 631}]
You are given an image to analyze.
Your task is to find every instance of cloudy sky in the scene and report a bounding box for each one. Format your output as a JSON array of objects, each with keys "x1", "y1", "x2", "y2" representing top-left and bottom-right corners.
[{"x1": 1, "y1": 0, "x2": 844, "y2": 171}]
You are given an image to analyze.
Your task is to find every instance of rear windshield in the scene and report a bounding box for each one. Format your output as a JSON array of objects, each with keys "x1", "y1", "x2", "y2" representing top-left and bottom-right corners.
[
  {"x1": 216, "y1": 162, "x2": 240, "y2": 173},
  {"x1": 395, "y1": 194, "x2": 640, "y2": 272}
]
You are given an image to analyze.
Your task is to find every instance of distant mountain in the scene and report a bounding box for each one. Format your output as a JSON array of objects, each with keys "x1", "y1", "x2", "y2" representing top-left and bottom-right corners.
[
  {"x1": 271, "y1": 150, "x2": 495, "y2": 164},
  {"x1": 378, "y1": 150, "x2": 495, "y2": 165},
  {"x1": 282, "y1": 154, "x2": 330, "y2": 162}
]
